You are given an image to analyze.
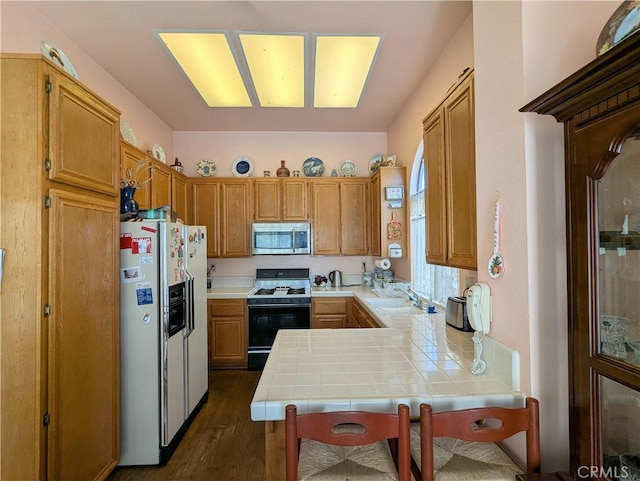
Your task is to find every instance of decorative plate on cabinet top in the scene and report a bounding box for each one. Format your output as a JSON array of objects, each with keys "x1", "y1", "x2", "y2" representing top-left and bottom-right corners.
[
  {"x1": 120, "y1": 120, "x2": 138, "y2": 146},
  {"x1": 369, "y1": 153, "x2": 383, "y2": 174},
  {"x1": 232, "y1": 156, "x2": 253, "y2": 177},
  {"x1": 40, "y1": 40, "x2": 78, "y2": 79},
  {"x1": 302, "y1": 157, "x2": 325, "y2": 177},
  {"x1": 340, "y1": 159, "x2": 357, "y2": 177},
  {"x1": 151, "y1": 144, "x2": 166, "y2": 162},
  {"x1": 196, "y1": 159, "x2": 217, "y2": 177}
]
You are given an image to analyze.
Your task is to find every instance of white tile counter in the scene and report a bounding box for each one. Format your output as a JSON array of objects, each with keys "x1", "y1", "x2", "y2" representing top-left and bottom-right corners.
[{"x1": 250, "y1": 290, "x2": 522, "y2": 421}]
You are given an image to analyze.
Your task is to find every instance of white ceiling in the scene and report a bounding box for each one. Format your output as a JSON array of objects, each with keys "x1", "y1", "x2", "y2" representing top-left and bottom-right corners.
[{"x1": 28, "y1": 1, "x2": 471, "y2": 132}]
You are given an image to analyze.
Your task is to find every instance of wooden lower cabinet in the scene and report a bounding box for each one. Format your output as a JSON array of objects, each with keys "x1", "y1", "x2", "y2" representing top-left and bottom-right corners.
[
  {"x1": 312, "y1": 298, "x2": 351, "y2": 329},
  {"x1": 207, "y1": 299, "x2": 247, "y2": 369},
  {"x1": 351, "y1": 298, "x2": 380, "y2": 328}
]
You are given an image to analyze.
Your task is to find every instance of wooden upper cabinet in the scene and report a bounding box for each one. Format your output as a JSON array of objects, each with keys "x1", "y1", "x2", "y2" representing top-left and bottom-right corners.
[
  {"x1": 48, "y1": 70, "x2": 120, "y2": 196},
  {"x1": 370, "y1": 167, "x2": 407, "y2": 258},
  {"x1": 254, "y1": 178, "x2": 280, "y2": 221},
  {"x1": 254, "y1": 178, "x2": 309, "y2": 221},
  {"x1": 340, "y1": 179, "x2": 369, "y2": 255},
  {"x1": 282, "y1": 179, "x2": 309, "y2": 220},
  {"x1": 150, "y1": 161, "x2": 172, "y2": 209},
  {"x1": 311, "y1": 181, "x2": 341, "y2": 255},
  {"x1": 220, "y1": 180, "x2": 253, "y2": 257},
  {"x1": 120, "y1": 141, "x2": 152, "y2": 210},
  {"x1": 371, "y1": 174, "x2": 382, "y2": 256},
  {"x1": 311, "y1": 179, "x2": 369, "y2": 256},
  {"x1": 424, "y1": 108, "x2": 447, "y2": 265},
  {"x1": 192, "y1": 180, "x2": 220, "y2": 257},
  {"x1": 423, "y1": 68, "x2": 477, "y2": 270},
  {"x1": 171, "y1": 171, "x2": 189, "y2": 223}
]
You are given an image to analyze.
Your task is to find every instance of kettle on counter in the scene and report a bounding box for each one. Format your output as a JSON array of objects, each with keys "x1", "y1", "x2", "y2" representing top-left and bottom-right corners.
[{"x1": 328, "y1": 270, "x2": 342, "y2": 287}]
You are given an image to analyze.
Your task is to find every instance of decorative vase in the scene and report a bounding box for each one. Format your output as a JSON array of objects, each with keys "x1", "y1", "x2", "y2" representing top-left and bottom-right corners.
[
  {"x1": 596, "y1": 0, "x2": 640, "y2": 56},
  {"x1": 120, "y1": 186, "x2": 139, "y2": 215},
  {"x1": 276, "y1": 160, "x2": 290, "y2": 177}
]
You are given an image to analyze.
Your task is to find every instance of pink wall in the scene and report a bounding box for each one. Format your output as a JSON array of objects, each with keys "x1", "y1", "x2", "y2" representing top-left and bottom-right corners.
[
  {"x1": 174, "y1": 131, "x2": 386, "y2": 178},
  {"x1": 387, "y1": 14, "x2": 475, "y2": 281},
  {"x1": 473, "y1": 0, "x2": 617, "y2": 472},
  {"x1": 0, "y1": 2, "x2": 175, "y2": 163}
]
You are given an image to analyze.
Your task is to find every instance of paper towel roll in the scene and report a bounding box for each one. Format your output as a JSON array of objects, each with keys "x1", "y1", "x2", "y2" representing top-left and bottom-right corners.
[{"x1": 375, "y1": 258, "x2": 391, "y2": 270}]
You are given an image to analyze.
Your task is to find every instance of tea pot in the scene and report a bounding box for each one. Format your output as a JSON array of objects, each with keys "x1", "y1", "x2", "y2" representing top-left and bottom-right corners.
[{"x1": 328, "y1": 270, "x2": 342, "y2": 288}]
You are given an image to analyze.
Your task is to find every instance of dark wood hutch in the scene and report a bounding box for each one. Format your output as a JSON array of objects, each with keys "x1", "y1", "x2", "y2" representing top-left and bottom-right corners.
[{"x1": 521, "y1": 33, "x2": 640, "y2": 479}]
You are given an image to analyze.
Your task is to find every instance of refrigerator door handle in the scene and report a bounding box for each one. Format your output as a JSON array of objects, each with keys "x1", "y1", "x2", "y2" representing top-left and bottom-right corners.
[
  {"x1": 0, "y1": 248, "x2": 6, "y2": 292},
  {"x1": 184, "y1": 271, "x2": 195, "y2": 336}
]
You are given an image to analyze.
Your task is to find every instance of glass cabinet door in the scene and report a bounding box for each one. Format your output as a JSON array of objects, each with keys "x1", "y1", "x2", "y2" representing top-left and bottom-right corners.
[{"x1": 597, "y1": 134, "x2": 640, "y2": 480}]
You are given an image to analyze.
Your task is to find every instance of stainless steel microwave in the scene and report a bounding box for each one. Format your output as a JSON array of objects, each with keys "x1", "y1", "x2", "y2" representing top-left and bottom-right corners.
[{"x1": 252, "y1": 223, "x2": 311, "y2": 255}]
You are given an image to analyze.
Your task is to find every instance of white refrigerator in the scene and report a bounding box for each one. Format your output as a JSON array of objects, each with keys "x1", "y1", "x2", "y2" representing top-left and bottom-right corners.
[{"x1": 119, "y1": 220, "x2": 208, "y2": 466}]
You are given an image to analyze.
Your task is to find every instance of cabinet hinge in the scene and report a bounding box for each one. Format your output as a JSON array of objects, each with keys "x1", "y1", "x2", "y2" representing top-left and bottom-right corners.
[
  {"x1": 44, "y1": 304, "x2": 51, "y2": 317},
  {"x1": 43, "y1": 412, "x2": 50, "y2": 427},
  {"x1": 44, "y1": 196, "x2": 52, "y2": 209},
  {"x1": 45, "y1": 80, "x2": 52, "y2": 94},
  {"x1": 44, "y1": 158, "x2": 51, "y2": 171}
]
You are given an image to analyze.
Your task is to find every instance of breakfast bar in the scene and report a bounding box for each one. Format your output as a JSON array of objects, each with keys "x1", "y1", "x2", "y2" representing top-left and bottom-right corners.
[{"x1": 250, "y1": 295, "x2": 523, "y2": 480}]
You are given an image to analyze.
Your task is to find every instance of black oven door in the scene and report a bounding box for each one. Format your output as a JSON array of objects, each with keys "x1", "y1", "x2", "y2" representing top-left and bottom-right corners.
[{"x1": 247, "y1": 304, "x2": 310, "y2": 370}]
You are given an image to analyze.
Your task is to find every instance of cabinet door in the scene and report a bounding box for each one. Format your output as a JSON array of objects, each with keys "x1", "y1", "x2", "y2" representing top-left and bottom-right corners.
[
  {"x1": 282, "y1": 179, "x2": 309, "y2": 221},
  {"x1": 120, "y1": 142, "x2": 151, "y2": 210},
  {"x1": 312, "y1": 298, "x2": 349, "y2": 328},
  {"x1": 340, "y1": 180, "x2": 369, "y2": 255},
  {"x1": 254, "y1": 178, "x2": 281, "y2": 221},
  {"x1": 48, "y1": 72, "x2": 120, "y2": 196},
  {"x1": 47, "y1": 188, "x2": 119, "y2": 481},
  {"x1": 192, "y1": 181, "x2": 220, "y2": 257},
  {"x1": 150, "y1": 161, "x2": 172, "y2": 209},
  {"x1": 221, "y1": 180, "x2": 252, "y2": 257},
  {"x1": 171, "y1": 172, "x2": 189, "y2": 222},
  {"x1": 208, "y1": 300, "x2": 247, "y2": 369},
  {"x1": 311, "y1": 181, "x2": 341, "y2": 255},
  {"x1": 370, "y1": 174, "x2": 382, "y2": 256},
  {"x1": 424, "y1": 109, "x2": 447, "y2": 266},
  {"x1": 444, "y1": 74, "x2": 477, "y2": 269}
]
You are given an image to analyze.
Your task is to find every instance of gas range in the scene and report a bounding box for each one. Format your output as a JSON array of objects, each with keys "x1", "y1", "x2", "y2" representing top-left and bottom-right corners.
[
  {"x1": 247, "y1": 268, "x2": 311, "y2": 305},
  {"x1": 247, "y1": 268, "x2": 312, "y2": 370}
]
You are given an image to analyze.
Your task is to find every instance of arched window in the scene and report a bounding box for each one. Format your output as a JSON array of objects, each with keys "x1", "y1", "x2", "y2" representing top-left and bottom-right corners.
[{"x1": 410, "y1": 140, "x2": 459, "y2": 306}]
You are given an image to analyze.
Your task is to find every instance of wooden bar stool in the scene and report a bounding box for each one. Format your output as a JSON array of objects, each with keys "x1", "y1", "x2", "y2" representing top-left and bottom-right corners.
[
  {"x1": 285, "y1": 404, "x2": 412, "y2": 481},
  {"x1": 411, "y1": 397, "x2": 541, "y2": 481}
]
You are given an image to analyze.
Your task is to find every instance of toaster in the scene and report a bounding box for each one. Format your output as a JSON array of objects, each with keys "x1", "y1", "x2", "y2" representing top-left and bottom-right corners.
[{"x1": 445, "y1": 296, "x2": 473, "y2": 332}]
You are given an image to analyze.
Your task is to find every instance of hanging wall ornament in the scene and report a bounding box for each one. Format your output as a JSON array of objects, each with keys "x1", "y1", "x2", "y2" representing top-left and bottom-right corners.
[
  {"x1": 488, "y1": 198, "x2": 505, "y2": 279},
  {"x1": 387, "y1": 211, "x2": 402, "y2": 239}
]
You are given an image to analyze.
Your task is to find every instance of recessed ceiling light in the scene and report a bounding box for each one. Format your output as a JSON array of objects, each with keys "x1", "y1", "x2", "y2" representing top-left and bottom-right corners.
[
  {"x1": 156, "y1": 31, "x2": 252, "y2": 107},
  {"x1": 314, "y1": 34, "x2": 382, "y2": 108},
  {"x1": 239, "y1": 33, "x2": 306, "y2": 108},
  {"x1": 156, "y1": 30, "x2": 382, "y2": 109}
]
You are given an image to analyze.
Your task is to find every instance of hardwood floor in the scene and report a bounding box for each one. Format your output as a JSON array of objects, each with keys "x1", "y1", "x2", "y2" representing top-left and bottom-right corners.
[{"x1": 108, "y1": 370, "x2": 265, "y2": 481}]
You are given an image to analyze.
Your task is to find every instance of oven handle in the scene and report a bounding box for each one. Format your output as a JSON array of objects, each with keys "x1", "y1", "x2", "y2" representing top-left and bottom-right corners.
[
  {"x1": 247, "y1": 302, "x2": 311, "y2": 308},
  {"x1": 248, "y1": 348, "x2": 271, "y2": 355}
]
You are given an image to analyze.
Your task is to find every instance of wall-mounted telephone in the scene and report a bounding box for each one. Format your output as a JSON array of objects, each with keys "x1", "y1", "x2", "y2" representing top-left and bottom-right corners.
[
  {"x1": 465, "y1": 282, "x2": 492, "y2": 375},
  {"x1": 465, "y1": 282, "x2": 491, "y2": 334}
]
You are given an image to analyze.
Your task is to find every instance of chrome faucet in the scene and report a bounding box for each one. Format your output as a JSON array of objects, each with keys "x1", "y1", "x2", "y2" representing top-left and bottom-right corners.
[{"x1": 394, "y1": 286, "x2": 423, "y2": 308}]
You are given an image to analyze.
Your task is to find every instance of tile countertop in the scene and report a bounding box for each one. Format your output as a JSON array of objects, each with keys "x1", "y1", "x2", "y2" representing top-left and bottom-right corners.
[{"x1": 249, "y1": 286, "x2": 523, "y2": 421}]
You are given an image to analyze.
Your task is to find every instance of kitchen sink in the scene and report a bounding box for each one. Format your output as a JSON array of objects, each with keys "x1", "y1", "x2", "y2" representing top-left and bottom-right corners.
[
  {"x1": 365, "y1": 298, "x2": 422, "y2": 313},
  {"x1": 365, "y1": 297, "x2": 411, "y2": 308}
]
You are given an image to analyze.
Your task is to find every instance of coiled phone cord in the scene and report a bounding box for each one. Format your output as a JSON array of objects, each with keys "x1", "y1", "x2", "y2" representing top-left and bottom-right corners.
[{"x1": 471, "y1": 331, "x2": 487, "y2": 375}]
